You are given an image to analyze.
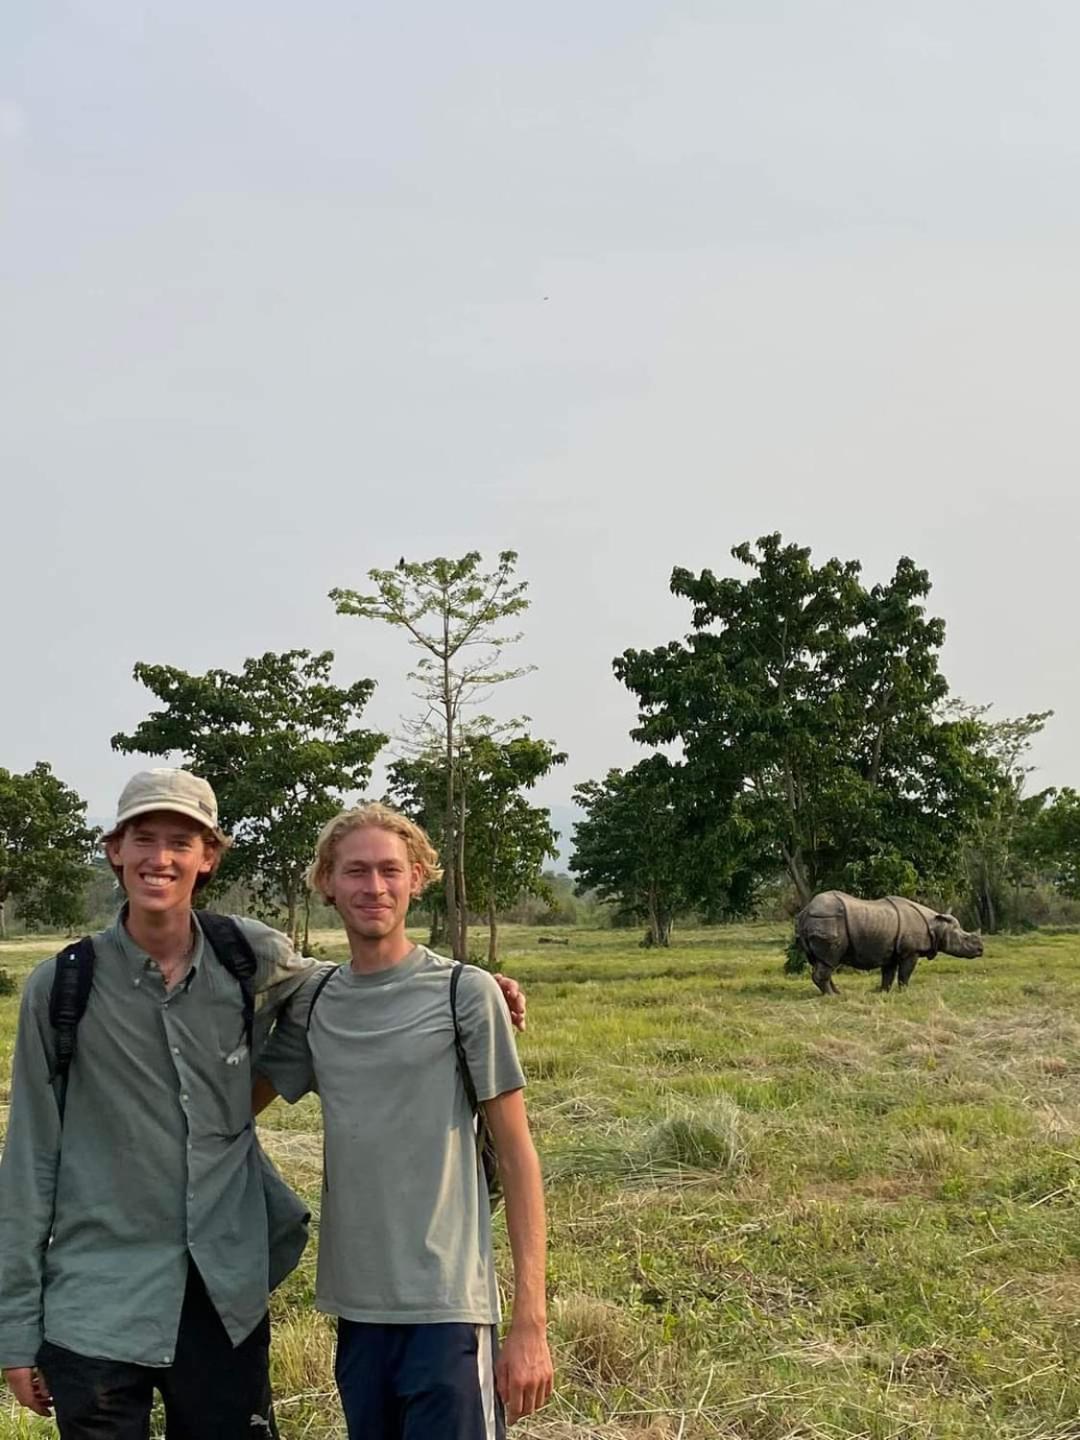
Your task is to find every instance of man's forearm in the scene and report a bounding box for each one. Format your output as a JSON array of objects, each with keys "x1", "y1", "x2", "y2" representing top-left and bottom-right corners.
[{"x1": 498, "y1": 1138, "x2": 548, "y2": 1327}]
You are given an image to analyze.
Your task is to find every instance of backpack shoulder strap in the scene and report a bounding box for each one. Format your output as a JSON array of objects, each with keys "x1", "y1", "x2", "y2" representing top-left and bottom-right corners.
[
  {"x1": 48, "y1": 936, "x2": 96, "y2": 1120},
  {"x1": 449, "y1": 962, "x2": 502, "y2": 1206},
  {"x1": 305, "y1": 963, "x2": 338, "y2": 1032},
  {"x1": 449, "y1": 962, "x2": 480, "y2": 1114},
  {"x1": 197, "y1": 912, "x2": 257, "y2": 1049}
]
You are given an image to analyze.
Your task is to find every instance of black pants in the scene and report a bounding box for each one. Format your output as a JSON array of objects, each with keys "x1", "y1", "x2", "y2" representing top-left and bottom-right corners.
[{"x1": 37, "y1": 1266, "x2": 278, "y2": 1440}]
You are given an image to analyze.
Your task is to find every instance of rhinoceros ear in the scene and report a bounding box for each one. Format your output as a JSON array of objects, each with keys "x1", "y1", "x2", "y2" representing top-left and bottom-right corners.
[{"x1": 933, "y1": 913, "x2": 956, "y2": 925}]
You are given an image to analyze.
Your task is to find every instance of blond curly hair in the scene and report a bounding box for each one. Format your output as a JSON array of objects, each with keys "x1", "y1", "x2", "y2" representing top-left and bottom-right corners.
[{"x1": 307, "y1": 803, "x2": 443, "y2": 898}]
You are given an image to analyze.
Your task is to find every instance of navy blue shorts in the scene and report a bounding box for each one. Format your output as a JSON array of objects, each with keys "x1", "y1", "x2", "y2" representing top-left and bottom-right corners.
[{"x1": 335, "y1": 1320, "x2": 506, "y2": 1440}]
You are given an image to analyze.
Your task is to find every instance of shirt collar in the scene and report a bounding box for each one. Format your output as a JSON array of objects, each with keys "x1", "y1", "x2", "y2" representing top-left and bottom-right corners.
[{"x1": 112, "y1": 903, "x2": 205, "y2": 984}]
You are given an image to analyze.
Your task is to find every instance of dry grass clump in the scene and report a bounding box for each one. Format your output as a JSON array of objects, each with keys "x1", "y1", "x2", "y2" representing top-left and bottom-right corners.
[
  {"x1": 641, "y1": 1098, "x2": 747, "y2": 1174},
  {"x1": 1039, "y1": 1056, "x2": 1070, "y2": 1076},
  {"x1": 552, "y1": 1292, "x2": 645, "y2": 1388},
  {"x1": 547, "y1": 1098, "x2": 750, "y2": 1186},
  {"x1": 895, "y1": 1128, "x2": 956, "y2": 1174}
]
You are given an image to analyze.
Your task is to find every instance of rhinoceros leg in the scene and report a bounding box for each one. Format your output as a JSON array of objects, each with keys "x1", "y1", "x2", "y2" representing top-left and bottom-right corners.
[
  {"x1": 811, "y1": 961, "x2": 839, "y2": 996},
  {"x1": 897, "y1": 955, "x2": 918, "y2": 988},
  {"x1": 880, "y1": 959, "x2": 898, "y2": 992}
]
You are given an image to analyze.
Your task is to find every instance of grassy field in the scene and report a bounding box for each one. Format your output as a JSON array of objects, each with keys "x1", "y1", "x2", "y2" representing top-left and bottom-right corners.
[{"x1": 2, "y1": 922, "x2": 1079, "y2": 1439}]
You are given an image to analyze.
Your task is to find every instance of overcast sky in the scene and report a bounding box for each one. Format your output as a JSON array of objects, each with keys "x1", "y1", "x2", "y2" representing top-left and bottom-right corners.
[{"x1": 2, "y1": 0, "x2": 1078, "y2": 828}]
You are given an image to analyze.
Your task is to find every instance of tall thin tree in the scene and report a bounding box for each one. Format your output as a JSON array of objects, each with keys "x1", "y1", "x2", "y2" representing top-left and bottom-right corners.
[{"x1": 331, "y1": 551, "x2": 532, "y2": 959}]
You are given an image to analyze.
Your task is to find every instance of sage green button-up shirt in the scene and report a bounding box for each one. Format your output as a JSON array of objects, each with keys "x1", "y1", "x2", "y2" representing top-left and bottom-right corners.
[{"x1": 0, "y1": 912, "x2": 314, "y2": 1369}]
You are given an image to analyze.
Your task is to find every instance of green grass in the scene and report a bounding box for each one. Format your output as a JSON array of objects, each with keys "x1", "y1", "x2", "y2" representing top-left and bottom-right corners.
[{"x1": 3, "y1": 923, "x2": 1080, "y2": 1438}]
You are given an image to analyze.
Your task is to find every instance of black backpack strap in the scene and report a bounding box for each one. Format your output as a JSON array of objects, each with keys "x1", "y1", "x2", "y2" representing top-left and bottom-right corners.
[
  {"x1": 48, "y1": 937, "x2": 96, "y2": 1121},
  {"x1": 196, "y1": 912, "x2": 257, "y2": 1051},
  {"x1": 305, "y1": 964, "x2": 338, "y2": 1032},
  {"x1": 449, "y1": 962, "x2": 480, "y2": 1114},
  {"x1": 449, "y1": 962, "x2": 502, "y2": 1206}
]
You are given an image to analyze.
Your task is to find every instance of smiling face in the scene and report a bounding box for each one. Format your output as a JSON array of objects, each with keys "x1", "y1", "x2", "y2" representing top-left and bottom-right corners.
[
  {"x1": 105, "y1": 811, "x2": 217, "y2": 915},
  {"x1": 325, "y1": 824, "x2": 423, "y2": 947}
]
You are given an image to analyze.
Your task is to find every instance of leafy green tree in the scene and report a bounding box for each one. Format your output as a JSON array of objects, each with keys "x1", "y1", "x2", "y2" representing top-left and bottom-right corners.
[
  {"x1": 112, "y1": 651, "x2": 386, "y2": 945},
  {"x1": 461, "y1": 734, "x2": 565, "y2": 964},
  {"x1": 0, "y1": 763, "x2": 99, "y2": 936},
  {"x1": 570, "y1": 757, "x2": 696, "y2": 947},
  {"x1": 615, "y1": 535, "x2": 993, "y2": 905},
  {"x1": 951, "y1": 706, "x2": 1054, "y2": 931},
  {"x1": 331, "y1": 552, "x2": 532, "y2": 960},
  {"x1": 1024, "y1": 787, "x2": 1080, "y2": 899},
  {"x1": 389, "y1": 733, "x2": 564, "y2": 961}
]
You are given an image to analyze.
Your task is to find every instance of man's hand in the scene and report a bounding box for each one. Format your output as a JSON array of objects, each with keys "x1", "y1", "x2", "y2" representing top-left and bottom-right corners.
[
  {"x1": 495, "y1": 1321, "x2": 553, "y2": 1424},
  {"x1": 4, "y1": 1366, "x2": 53, "y2": 1417},
  {"x1": 494, "y1": 973, "x2": 526, "y2": 1033}
]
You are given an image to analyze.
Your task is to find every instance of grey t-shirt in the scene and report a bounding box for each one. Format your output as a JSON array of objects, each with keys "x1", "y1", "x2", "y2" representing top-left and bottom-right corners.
[{"x1": 256, "y1": 947, "x2": 525, "y2": 1325}]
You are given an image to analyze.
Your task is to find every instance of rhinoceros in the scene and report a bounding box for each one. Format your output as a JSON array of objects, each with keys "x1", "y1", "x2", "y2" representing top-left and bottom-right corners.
[{"x1": 794, "y1": 890, "x2": 983, "y2": 995}]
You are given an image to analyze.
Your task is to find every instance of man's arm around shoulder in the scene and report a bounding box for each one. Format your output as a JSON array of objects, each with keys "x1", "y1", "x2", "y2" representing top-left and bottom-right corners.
[
  {"x1": 233, "y1": 918, "x2": 319, "y2": 1068},
  {"x1": 483, "y1": 1090, "x2": 554, "y2": 1425}
]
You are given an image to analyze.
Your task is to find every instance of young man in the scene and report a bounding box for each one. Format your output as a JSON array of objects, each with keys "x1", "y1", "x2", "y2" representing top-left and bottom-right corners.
[
  {"x1": 255, "y1": 804, "x2": 553, "y2": 1438},
  {"x1": 0, "y1": 768, "x2": 527, "y2": 1438},
  {"x1": 0, "y1": 768, "x2": 310, "y2": 1439}
]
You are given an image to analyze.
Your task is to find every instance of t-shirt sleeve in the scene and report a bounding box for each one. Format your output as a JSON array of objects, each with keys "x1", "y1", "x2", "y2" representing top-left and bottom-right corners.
[
  {"x1": 457, "y1": 968, "x2": 527, "y2": 1102},
  {"x1": 254, "y1": 967, "x2": 324, "y2": 1103}
]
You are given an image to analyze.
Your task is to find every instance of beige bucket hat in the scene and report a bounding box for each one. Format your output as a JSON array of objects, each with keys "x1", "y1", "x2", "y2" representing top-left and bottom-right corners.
[{"x1": 105, "y1": 768, "x2": 230, "y2": 845}]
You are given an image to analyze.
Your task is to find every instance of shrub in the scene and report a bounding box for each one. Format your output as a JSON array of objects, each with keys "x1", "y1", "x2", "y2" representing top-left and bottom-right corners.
[{"x1": 783, "y1": 936, "x2": 807, "y2": 974}]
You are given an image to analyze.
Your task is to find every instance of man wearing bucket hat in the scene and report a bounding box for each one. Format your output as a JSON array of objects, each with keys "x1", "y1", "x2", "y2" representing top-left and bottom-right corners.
[{"x1": 0, "y1": 768, "x2": 525, "y2": 1439}]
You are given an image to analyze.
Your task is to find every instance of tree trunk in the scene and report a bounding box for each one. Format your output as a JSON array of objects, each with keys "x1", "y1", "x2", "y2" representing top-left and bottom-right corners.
[
  {"x1": 455, "y1": 775, "x2": 469, "y2": 961},
  {"x1": 301, "y1": 890, "x2": 312, "y2": 954},
  {"x1": 443, "y1": 655, "x2": 461, "y2": 961},
  {"x1": 781, "y1": 843, "x2": 813, "y2": 907},
  {"x1": 0, "y1": 897, "x2": 6, "y2": 941},
  {"x1": 646, "y1": 883, "x2": 665, "y2": 947},
  {"x1": 977, "y1": 870, "x2": 997, "y2": 934},
  {"x1": 285, "y1": 883, "x2": 298, "y2": 950},
  {"x1": 428, "y1": 901, "x2": 446, "y2": 949},
  {"x1": 487, "y1": 896, "x2": 498, "y2": 967}
]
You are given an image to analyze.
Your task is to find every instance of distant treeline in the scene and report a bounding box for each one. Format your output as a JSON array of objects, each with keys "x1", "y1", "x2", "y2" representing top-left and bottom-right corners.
[{"x1": 4, "y1": 537, "x2": 1079, "y2": 952}]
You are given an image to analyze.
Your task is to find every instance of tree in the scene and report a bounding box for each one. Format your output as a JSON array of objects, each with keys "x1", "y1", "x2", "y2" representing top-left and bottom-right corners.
[
  {"x1": 570, "y1": 757, "x2": 696, "y2": 947},
  {"x1": 112, "y1": 651, "x2": 386, "y2": 946},
  {"x1": 0, "y1": 763, "x2": 99, "y2": 936},
  {"x1": 389, "y1": 733, "x2": 565, "y2": 961},
  {"x1": 460, "y1": 734, "x2": 565, "y2": 964},
  {"x1": 386, "y1": 748, "x2": 450, "y2": 947},
  {"x1": 1024, "y1": 788, "x2": 1080, "y2": 899},
  {"x1": 951, "y1": 706, "x2": 1054, "y2": 931},
  {"x1": 331, "y1": 552, "x2": 532, "y2": 961},
  {"x1": 615, "y1": 535, "x2": 994, "y2": 906}
]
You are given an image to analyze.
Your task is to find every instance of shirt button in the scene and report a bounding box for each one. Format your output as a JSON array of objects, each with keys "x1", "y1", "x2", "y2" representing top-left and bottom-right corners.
[
  {"x1": 133, "y1": 978, "x2": 141, "y2": 988},
  {"x1": 163, "y1": 1354, "x2": 171, "y2": 1363},
  {"x1": 188, "y1": 1192, "x2": 195, "y2": 1201},
  {"x1": 181, "y1": 1093, "x2": 189, "y2": 1103},
  {"x1": 172, "y1": 1047, "x2": 180, "y2": 1055}
]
